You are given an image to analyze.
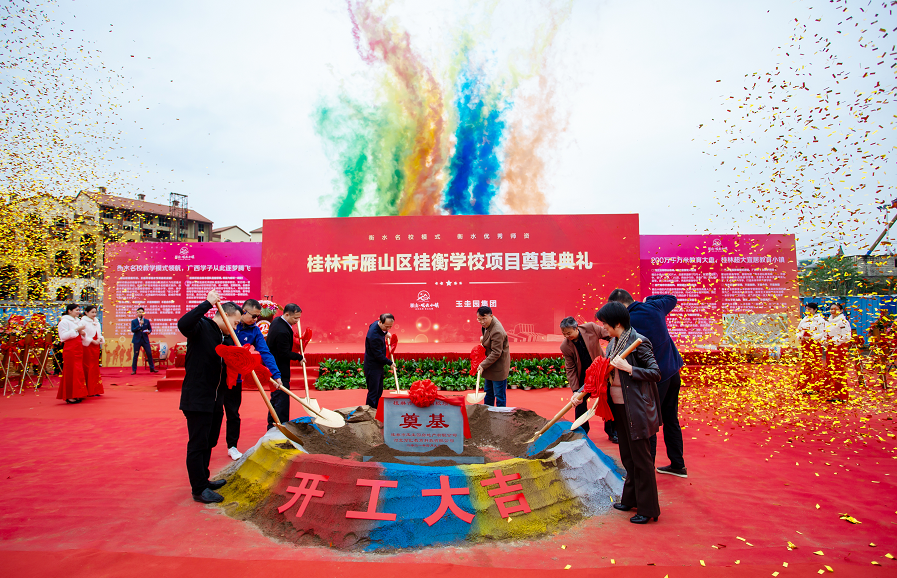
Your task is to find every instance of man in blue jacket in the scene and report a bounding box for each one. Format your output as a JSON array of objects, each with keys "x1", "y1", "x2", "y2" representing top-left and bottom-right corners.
[
  {"x1": 130, "y1": 307, "x2": 157, "y2": 374},
  {"x1": 223, "y1": 299, "x2": 283, "y2": 461},
  {"x1": 609, "y1": 289, "x2": 687, "y2": 478}
]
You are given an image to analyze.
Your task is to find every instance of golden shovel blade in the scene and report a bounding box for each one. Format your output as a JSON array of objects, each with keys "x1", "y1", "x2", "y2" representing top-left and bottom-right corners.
[
  {"x1": 569, "y1": 408, "x2": 595, "y2": 431},
  {"x1": 312, "y1": 407, "x2": 346, "y2": 429},
  {"x1": 465, "y1": 392, "x2": 486, "y2": 404}
]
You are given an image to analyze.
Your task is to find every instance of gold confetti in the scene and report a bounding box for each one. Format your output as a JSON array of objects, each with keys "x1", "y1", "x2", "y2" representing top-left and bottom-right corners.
[{"x1": 814, "y1": 550, "x2": 825, "y2": 556}]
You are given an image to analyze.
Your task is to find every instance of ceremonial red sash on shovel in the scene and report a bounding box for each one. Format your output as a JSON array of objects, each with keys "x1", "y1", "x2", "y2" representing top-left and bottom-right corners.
[
  {"x1": 215, "y1": 343, "x2": 273, "y2": 389},
  {"x1": 581, "y1": 356, "x2": 614, "y2": 421}
]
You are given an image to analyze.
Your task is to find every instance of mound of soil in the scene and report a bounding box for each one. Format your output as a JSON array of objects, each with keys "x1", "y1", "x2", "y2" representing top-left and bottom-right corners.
[{"x1": 279, "y1": 404, "x2": 582, "y2": 465}]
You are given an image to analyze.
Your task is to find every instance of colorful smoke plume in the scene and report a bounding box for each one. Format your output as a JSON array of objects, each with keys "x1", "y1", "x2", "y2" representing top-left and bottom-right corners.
[{"x1": 313, "y1": 0, "x2": 572, "y2": 217}]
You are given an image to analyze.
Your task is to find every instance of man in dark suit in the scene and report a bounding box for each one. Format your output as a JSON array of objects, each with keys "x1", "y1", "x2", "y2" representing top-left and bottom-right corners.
[
  {"x1": 609, "y1": 289, "x2": 686, "y2": 478},
  {"x1": 559, "y1": 316, "x2": 614, "y2": 440},
  {"x1": 177, "y1": 290, "x2": 242, "y2": 503},
  {"x1": 363, "y1": 313, "x2": 395, "y2": 409},
  {"x1": 265, "y1": 303, "x2": 303, "y2": 429},
  {"x1": 131, "y1": 307, "x2": 157, "y2": 374}
]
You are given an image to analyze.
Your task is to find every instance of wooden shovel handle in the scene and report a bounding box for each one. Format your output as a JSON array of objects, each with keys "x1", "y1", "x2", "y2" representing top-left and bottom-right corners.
[
  {"x1": 215, "y1": 301, "x2": 283, "y2": 426},
  {"x1": 531, "y1": 390, "x2": 585, "y2": 441},
  {"x1": 272, "y1": 379, "x2": 326, "y2": 419},
  {"x1": 616, "y1": 338, "x2": 642, "y2": 361},
  {"x1": 590, "y1": 338, "x2": 644, "y2": 413}
]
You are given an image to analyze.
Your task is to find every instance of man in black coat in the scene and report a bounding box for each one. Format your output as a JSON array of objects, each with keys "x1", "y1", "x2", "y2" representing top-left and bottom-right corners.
[
  {"x1": 363, "y1": 313, "x2": 395, "y2": 409},
  {"x1": 177, "y1": 290, "x2": 242, "y2": 503},
  {"x1": 609, "y1": 289, "x2": 687, "y2": 478},
  {"x1": 265, "y1": 303, "x2": 303, "y2": 429}
]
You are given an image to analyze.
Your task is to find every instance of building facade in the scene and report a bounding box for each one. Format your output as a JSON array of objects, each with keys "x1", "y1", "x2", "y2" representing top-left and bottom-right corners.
[
  {"x1": 212, "y1": 225, "x2": 250, "y2": 242},
  {"x1": 0, "y1": 189, "x2": 213, "y2": 306}
]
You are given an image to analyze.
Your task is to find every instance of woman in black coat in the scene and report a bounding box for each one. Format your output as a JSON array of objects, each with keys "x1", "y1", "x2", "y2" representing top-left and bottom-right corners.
[{"x1": 595, "y1": 301, "x2": 662, "y2": 523}]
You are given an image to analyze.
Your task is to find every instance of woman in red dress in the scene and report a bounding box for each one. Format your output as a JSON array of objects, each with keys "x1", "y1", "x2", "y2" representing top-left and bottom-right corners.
[
  {"x1": 56, "y1": 304, "x2": 88, "y2": 404},
  {"x1": 81, "y1": 305, "x2": 104, "y2": 396},
  {"x1": 824, "y1": 302, "x2": 852, "y2": 402}
]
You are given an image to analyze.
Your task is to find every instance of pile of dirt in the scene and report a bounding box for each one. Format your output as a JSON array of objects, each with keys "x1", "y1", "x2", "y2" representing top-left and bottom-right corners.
[{"x1": 279, "y1": 404, "x2": 581, "y2": 465}]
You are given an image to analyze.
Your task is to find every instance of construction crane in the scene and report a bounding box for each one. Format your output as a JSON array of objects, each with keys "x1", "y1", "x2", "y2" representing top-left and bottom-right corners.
[{"x1": 866, "y1": 198, "x2": 897, "y2": 256}]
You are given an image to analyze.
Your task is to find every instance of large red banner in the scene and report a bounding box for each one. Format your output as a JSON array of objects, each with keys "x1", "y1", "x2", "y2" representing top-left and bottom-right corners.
[
  {"x1": 103, "y1": 242, "x2": 261, "y2": 366},
  {"x1": 640, "y1": 234, "x2": 798, "y2": 350},
  {"x1": 262, "y1": 215, "x2": 639, "y2": 344}
]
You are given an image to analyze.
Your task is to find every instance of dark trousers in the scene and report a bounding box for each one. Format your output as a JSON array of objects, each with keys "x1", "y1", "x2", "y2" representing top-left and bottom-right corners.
[
  {"x1": 484, "y1": 378, "x2": 507, "y2": 407},
  {"x1": 183, "y1": 405, "x2": 224, "y2": 495},
  {"x1": 574, "y1": 392, "x2": 591, "y2": 433},
  {"x1": 649, "y1": 373, "x2": 685, "y2": 469},
  {"x1": 267, "y1": 381, "x2": 290, "y2": 429},
  {"x1": 132, "y1": 340, "x2": 154, "y2": 372},
  {"x1": 364, "y1": 365, "x2": 385, "y2": 409},
  {"x1": 223, "y1": 382, "x2": 242, "y2": 448},
  {"x1": 611, "y1": 401, "x2": 660, "y2": 518}
]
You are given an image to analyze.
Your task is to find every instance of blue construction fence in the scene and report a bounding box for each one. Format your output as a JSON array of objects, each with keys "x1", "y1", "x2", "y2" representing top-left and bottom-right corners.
[
  {"x1": 800, "y1": 295, "x2": 897, "y2": 344},
  {"x1": 0, "y1": 305, "x2": 104, "y2": 329}
]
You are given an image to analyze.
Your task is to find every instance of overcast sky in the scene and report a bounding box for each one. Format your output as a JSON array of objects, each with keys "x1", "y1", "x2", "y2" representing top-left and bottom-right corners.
[{"x1": 12, "y1": 0, "x2": 896, "y2": 256}]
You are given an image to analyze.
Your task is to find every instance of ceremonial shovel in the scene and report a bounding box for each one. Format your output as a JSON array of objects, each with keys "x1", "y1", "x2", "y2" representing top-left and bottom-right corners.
[
  {"x1": 387, "y1": 333, "x2": 408, "y2": 395},
  {"x1": 465, "y1": 368, "x2": 485, "y2": 404},
  {"x1": 215, "y1": 302, "x2": 304, "y2": 445},
  {"x1": 526, "y1": 389, "x2": 586, "y2": 444},
  {"x1": 568, "y1": 338, "x2": 642, "y2": 431},
  {"x1": 295, "y1": 318, "x2": 345, "y2": 427}
]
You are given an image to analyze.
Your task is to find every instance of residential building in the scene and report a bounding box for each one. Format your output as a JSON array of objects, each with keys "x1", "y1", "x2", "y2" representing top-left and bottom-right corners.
[
  {"x1": 250, "y1": 226, "x2": 263, "y2": 243},
  {"x1": 212, "y1": 225, "x2": 250, "y2": 242},
  {"x1": 76, "y1": 188, "x2": 213, "y2": 243},
  {"x1": 0, "y1": 194, "x2": 104, "y2": 303}
]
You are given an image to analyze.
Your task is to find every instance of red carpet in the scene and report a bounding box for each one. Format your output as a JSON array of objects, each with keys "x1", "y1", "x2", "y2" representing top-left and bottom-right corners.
[{"x1": 1, "y1": 368, "x2": 896, "y2": 577}]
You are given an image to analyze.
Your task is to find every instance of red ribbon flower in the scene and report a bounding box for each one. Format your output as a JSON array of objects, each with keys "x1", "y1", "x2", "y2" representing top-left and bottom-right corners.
[
  {"x1": 468, "y1": 344, "x2": 487, "y2": 376},
  {"x1": 582, "y1": 356, "x2": 613, "y2": 421},
  {"x1": 215, "y1": 343, "x2": 273, "y2": 389}
]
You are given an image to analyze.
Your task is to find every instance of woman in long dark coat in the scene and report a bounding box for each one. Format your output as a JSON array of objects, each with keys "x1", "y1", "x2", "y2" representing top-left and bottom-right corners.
[{"x1": 595, "y1": 301, "x2": 662, "y2": 524}]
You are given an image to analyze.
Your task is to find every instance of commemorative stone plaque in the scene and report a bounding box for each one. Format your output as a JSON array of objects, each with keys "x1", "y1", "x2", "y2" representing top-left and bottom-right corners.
[{"x1": 382, "y1": 397, "x2": 464, "y2": 454}]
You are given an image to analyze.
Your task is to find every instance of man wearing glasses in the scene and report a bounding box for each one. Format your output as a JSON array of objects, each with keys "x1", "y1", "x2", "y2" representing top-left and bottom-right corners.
[{"x1": 222, "y1": 299, "x2": 283, "y2": 460}]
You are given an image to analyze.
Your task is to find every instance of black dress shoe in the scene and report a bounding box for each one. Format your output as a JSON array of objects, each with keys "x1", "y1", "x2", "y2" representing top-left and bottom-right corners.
[
  {"x1": 610, "y1": 435, "x2": 619, "y2": 444},
  {"x1": 613, "y1": 502, "x2": 635, "y2": 511},
  {"x1": 630, "y1": 514, "x2": 658, "y2": 524},
  {"x1": 192, "y1": 488, "x2": 224, "y2": 503},
  {"x1": 131, "y1": 371, "x2": 137, "y2": 375},
  {"x1": 150, "y1": 370, "x2": 159, "y2": 373},
  {"x1": 207, "y1": 479, "x2": 226, "y2": 490}
]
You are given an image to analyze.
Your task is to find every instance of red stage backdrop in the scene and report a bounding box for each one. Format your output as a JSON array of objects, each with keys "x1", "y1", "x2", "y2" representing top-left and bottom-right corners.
[
  {"x1": 640, "y1": 234, "x2": 798, "y2": 350},
  {"x1": 102, "y1": 242, "x2": 262, "y2": 366},
  {"x1": 262, "y1": 215, "x2": 639, "y2": 344}
]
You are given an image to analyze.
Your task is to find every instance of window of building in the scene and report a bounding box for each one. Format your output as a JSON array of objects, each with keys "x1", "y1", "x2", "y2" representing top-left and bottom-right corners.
[
  {"x1": 53, "y1": 251, "x2": 73, "y2": 277},
  {"x1": 50, "y1": 217, "x2": 69, "y2": 240},
  {"x1": 79, "y1": 234, "x2": 97, "y2": 278},
  {"x1": 80, "y1": 287, "x2": 97, "y2": 302},
  {"x1": 0, "y1": 266, "x2": 18, "y2": 301},
  {"x1": 26, "y1": 270, "x2": 47, "y2": 300},
  {"x1": 198, "y1": 223, "x2": 205, "y2": 233},
  {"x1": 56, "y1": 286, "x2": 74, "y2": 302}
]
